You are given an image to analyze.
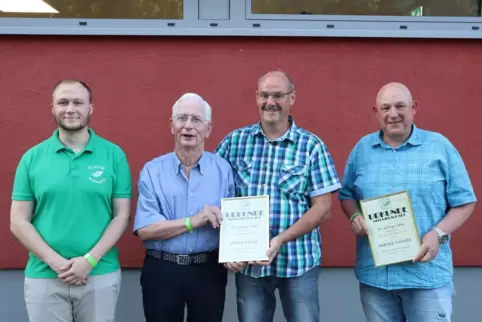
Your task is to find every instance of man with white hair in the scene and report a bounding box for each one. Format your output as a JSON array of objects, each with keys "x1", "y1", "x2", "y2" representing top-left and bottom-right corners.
[{"x1": 133, "y1": 93, "x2": 235, "y2": 322}]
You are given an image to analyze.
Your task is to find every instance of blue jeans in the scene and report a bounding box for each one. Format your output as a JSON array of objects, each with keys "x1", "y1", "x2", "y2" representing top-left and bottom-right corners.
[
  {"x1": 235, "y1": 266, "x2": 321, "y2": 322},
  {"x1": 359, "y1": 281, "x2": 454, "y2": 322}
]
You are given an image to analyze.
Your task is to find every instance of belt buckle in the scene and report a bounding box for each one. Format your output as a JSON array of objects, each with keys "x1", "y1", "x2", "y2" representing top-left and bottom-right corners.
[{"x1": 176, "y1": 254, "x2": 190, "y2": 265}]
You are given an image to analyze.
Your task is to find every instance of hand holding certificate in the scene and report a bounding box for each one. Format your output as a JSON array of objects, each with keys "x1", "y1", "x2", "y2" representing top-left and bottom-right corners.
[
  {"x1": 218, "y1": 195, "x2": 270, "y2": 263},
  {"x1": 360, "y1": 191, "x2": 422, "y2": 267}
]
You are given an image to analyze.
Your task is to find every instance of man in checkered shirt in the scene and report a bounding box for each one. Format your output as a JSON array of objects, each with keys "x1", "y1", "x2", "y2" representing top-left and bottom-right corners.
[
  {"x1": 339, "y1": 82, "x2": 477, "y2": 322},
  {"x1": 215, "y1": 70, "x2": 341, "y2": 322}
]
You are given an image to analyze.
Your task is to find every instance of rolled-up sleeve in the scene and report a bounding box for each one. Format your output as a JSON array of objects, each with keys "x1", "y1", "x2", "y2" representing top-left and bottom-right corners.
[
  {"x1": 308, "y1": 141, "x2": 341, "y2": 198},
  {"x1": 133, "y1": 165, "x2": 166, "y2": 234}
]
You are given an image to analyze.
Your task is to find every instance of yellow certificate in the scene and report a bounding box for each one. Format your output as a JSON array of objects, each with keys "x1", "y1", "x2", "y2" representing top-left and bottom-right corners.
[{"x1": 360, "y1": 191, "x2": 422, "y2": 267}]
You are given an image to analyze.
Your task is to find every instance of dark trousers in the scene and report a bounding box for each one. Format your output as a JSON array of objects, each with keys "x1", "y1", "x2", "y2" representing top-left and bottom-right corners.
[{"x1": 140, "y1": 251, "x2": 228, "y2": 322}]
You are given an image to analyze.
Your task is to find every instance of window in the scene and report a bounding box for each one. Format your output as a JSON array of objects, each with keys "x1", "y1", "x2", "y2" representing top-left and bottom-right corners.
[
  {"x1": 251, "y1": 0, "x2": 481, "y2": 17},
  {"x1": 0, "y1": 0, "x2": 183, "y2": 19},
  {"x1": 0, "y1": 0, "x2": 482, "y2": 38}
]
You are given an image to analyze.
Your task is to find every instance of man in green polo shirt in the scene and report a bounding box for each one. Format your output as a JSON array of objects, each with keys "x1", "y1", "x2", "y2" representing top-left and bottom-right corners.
[{"x1": 10, "y1": 79, "x2": 132, "y2": 322}]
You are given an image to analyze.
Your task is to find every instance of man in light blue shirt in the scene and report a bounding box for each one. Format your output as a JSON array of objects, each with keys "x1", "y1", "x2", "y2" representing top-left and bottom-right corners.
[
  {"x1": 339, "y1": 82, "x2": 476, "y2": 322},
  {"x1": 133, "y1": 93, "x2": 235, "y2": 322}
]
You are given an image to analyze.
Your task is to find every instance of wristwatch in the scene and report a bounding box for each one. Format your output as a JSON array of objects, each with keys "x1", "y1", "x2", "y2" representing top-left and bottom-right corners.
[{"x1": 432, "y1": 227, "x2": 449, "y2": 245}]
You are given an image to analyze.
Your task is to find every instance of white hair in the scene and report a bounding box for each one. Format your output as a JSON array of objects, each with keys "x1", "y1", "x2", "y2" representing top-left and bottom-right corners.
[{"x1": 172, "y1": 93, "x2": 212, "y2": 121}]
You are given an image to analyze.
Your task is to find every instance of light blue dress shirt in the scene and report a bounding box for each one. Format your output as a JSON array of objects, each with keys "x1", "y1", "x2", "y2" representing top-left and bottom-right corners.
[
  {"x1": 133, "y1": 151, "x2": 235, "y2": 254},
  {"x1": 339, "y1": 125, "x2": 476, "y2": 290}
]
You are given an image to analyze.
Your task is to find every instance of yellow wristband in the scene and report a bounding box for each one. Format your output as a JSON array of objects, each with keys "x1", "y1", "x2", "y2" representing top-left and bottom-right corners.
[
  {"x1": 84, "y1": 253, "x2": 97, "y2": 268},
  {"x1": 350, "y1": 212, "x2": 362, "y2": 222},
  {"x1": 185, "y1": 217, "x2": 193, "y2": 232}
]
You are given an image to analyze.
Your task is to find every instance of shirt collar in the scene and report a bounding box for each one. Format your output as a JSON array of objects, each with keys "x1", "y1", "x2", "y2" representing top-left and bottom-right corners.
[
  {"x1": 371, "y1": 124, "x2": 422, "y2": 148},
  {"x1": 50, "y1": 128, "x2": 96, "y2": 153},
  {"x1": 250, "y1": 116, "x2": 298, "y2": 143},
  {"x1": 173, "y1": 151, "x2": 206, "y2": 176}
]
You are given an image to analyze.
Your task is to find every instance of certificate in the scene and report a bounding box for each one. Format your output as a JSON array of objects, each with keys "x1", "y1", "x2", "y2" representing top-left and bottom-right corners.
[
  {"x1": 360, "y1": 191, "x2": 421, "y2": 267},
  {"x1": 218, "y1": 195, "x2": 270, "y2": 263}
]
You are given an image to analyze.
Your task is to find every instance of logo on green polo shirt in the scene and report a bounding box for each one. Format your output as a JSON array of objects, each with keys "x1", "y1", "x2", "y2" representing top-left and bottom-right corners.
[{"x1": 88, "y1": 165, "x2": 106, "y2": 184}]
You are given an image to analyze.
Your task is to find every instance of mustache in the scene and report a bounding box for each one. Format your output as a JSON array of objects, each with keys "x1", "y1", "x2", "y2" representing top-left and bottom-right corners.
[{"x1": 262, "y1": 103, "x2": 281, "y2": 111}]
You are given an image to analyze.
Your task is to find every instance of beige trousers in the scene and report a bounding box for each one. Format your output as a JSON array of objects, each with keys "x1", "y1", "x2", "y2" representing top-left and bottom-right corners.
[{"x1": 24, "y1": 269, "x2": 121, "y2": 322}]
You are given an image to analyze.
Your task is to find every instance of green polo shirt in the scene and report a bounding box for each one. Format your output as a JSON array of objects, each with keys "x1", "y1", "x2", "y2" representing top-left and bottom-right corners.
[{"x1": 12, "y1": 128, "x2": 132, "y2": 278}]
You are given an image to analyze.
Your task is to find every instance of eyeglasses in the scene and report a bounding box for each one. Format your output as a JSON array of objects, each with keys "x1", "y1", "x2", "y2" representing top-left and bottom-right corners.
[
  {"x1": 173, "y1": 114, "x2": 207, "y2": 126},
  {"x1": 256, "y1": 90, "x2": 293, "y2": 101}
]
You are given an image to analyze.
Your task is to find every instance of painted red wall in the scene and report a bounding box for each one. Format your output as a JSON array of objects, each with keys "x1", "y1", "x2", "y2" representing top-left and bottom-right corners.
[{"x1": 0, "y1": 36, "x2": 481, "y2": 268}]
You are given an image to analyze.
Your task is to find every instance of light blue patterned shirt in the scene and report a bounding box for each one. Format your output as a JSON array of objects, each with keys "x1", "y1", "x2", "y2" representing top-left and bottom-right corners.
[
  {"x1": 216, "y1": 117, "x2": 341, "y2": 278},
  {"x1": 133, "y1": 151, "x2": 235, "y2": 254},
  {"x1": 338, "y1": 125, "x2": 476, "y2": 290}
]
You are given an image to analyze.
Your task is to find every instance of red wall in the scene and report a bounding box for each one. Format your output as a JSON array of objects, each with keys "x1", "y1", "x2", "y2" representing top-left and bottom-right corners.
[{"x1": 1, "y1": 35, "x2": 481, "y2": 268}]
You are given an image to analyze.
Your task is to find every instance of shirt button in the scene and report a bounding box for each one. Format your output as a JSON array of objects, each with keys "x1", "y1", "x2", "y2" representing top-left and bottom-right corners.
[
  {"x1": 263, "y1": 184, "x2": 266, "y2": 187},
  {"x1": 190, "y1": 192, "x2": 194, "y2": 196},
  {"x1": 392, "y1": 150, "x2": 396, "y2": 152},
  {"x1": 189, "y1": 249, "x2": 192, "y2": 252},
  {"x1": 390, "y1": 167, "x2": 394, "y2": 170},
  {"x1": 190, "y1": 212, "x2": 193, "y2": 215}
]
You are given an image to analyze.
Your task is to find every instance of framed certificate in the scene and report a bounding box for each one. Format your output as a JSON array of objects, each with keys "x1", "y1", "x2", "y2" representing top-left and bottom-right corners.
[
  {"x1": 359, "y1": 190, "x2": 421, "y2": 267},
  {"x1": 218, "y1": 195, "x2": 270, "y2": 263}
]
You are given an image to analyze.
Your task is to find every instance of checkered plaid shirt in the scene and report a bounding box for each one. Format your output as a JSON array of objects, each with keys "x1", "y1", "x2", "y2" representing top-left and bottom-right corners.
[{"x1": 215, "y1": 118, "x2": 341, "y2": 278}]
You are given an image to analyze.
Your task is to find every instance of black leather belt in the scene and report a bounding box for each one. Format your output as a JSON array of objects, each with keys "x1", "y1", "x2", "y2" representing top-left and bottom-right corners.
[{"x1": 146, "y1": 249, "x2": 217, "y2": 265}]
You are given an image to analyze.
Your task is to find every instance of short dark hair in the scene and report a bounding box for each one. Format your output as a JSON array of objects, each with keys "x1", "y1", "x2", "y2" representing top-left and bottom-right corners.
[
  {"x1": 258, "y1": 69, "x2": 295, "y2": 92},
  {"x1": 52, "y1": 79, "x2": 92, "y2": 103}
]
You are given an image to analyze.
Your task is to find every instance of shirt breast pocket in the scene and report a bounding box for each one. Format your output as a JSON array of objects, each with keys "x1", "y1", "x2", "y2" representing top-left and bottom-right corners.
[
  {"x1": 279, "y1": 163, "x2": 307, "y2": 195},
  {"x1": 233, "y1": 160, "x2": 254, "y2": 189}
]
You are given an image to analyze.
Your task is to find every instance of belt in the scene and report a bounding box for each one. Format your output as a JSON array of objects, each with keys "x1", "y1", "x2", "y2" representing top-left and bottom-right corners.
[{"x1": 146, "y1": 249, "x2": 216, "y2": 265}]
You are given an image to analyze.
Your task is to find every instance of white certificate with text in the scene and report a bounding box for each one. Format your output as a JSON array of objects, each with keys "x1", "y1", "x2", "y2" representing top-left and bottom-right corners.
[
  {"x1": 360, "y1": 190, "x2": 422, "y2": 267},
  {"x1": 218, "y1": 195, "x2": 270, "y2": 263}
]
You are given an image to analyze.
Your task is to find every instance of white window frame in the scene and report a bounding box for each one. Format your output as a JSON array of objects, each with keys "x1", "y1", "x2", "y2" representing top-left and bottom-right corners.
[{"x1": 0, "y1": 0, "x2": 481, "y2": 39}]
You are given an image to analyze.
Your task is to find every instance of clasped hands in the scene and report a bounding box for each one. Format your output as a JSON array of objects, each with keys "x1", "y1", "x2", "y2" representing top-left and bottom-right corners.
[{"x1": 49, "y1": 255, "x2": 94, "y2": 286}]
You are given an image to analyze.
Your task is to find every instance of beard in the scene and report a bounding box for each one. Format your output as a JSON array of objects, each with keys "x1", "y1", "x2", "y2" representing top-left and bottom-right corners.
[{"x1": 55, "y1": 113, "x2": 90, "y2": 132}]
